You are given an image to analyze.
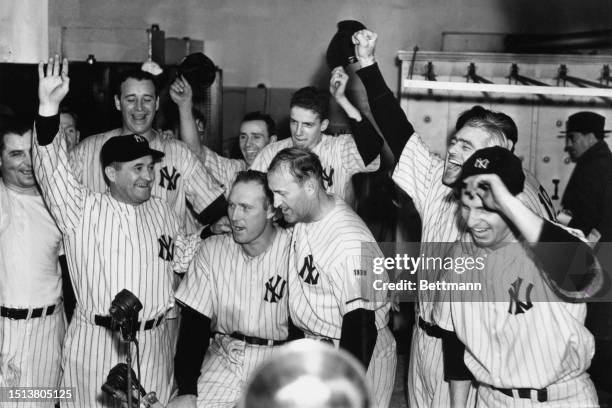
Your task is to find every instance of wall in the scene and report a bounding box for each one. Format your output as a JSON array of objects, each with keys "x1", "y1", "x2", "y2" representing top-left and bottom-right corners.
[{"x1": 48, "y1": 0, "x2": 612, "y2": 90}]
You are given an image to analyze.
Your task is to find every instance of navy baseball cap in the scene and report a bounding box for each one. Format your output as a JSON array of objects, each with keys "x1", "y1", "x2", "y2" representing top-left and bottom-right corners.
[
  {"x1": 458, "y1": 146, "x2": 525, "y2": 195},
  {"x1": 565, "y1": 111, "x2": 609, "y2": 139},
  {"x1": 178, "y1": 52, "x2": 216, "y2": 89},
  {"x1": 100, "y1": 134, "x2": 164, "y2": 168},
  {"x1": 326, "y1": 20, "x2": 367, "y2": 69}
]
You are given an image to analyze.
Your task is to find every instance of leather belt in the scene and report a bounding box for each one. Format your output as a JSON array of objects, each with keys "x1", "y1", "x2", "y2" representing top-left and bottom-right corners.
[
  {"x1": 1, "y1": 304, "x2": 56, "y2": 320},
  {"x1": 491, "y1": 386, "x2": 548, "y2": 402},
  {"x1": 94, "y1": 314, "x2": 165, "y2": 331},
  {"x1": 418, "y1": 317, "x2": 445, "y2": 338},
  {"x1": 228, "y1": 332, "x2": 287, "y2": 346}
]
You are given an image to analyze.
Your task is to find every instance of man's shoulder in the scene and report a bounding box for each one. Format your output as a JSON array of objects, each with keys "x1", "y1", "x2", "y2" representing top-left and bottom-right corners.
[
  {"x1": 199, "y1": 233, "x2": 237, "y2": 258},
  {"x1": 263, "y1": 138, "x2": 293, "y2": 153}
]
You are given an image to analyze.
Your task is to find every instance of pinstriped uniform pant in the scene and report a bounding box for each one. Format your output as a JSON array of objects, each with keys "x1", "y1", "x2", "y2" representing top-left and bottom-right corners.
[
  {"x1": 0, "y1": 305, "x2": 65, "y2": 408},
  {"x1": 60, "y1": 310, "x2": 173, "y2": 407}
]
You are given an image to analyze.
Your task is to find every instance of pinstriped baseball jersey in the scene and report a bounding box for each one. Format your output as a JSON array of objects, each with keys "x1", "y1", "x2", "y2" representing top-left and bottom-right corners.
[
  {"x1": 175, "y1": 226, "x2": 291, "y2": 407},
  {"x1": 33, "y1": 130, "x2": 182, "y2": 406},
  {"x1": 175, "y1": 226, "x2": 291, "y2": 340},
  {"x1": 392, "y1": 133, "x2": 556, "y2": 323},
  {"x1": 198, "y1": 146, "x2": 247, "y2": 198},
  {"x1": 250, "y1": 134, "x2": 380, "y2": 201},
  {"x1": 69, "y1": 128, "x2": 224, "y2": 232},
  {"x1": 288, "y1": 196, "x2": 396, "y2": 407},
  {"x1": 288, "y1": 196, "x2": 389, "y2": 338},
  {"x1": 0, "y1": 182, "x2": 65, "y2": 405},
  {"x1": 434, "y1": 240, "x2": 595, "y2": 391}
]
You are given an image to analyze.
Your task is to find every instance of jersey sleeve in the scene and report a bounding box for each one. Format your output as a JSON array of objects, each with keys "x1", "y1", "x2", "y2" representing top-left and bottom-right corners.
[
  {"x1": 0, "y1": 183, "x2": 10, "y2": 232},
  {"x1": 522, "y1": 169, "x2": 557, "y2": 222},
  {"x1": 336, "y1": 133, "x2": 380, "y2": 176},
  {"x1": 181, "y1": 144, "x2": 225, "y2": 214},
  {"x1": 200, "y1": 146, "x2": 245, "y2": 196},
  {"x1": 391, "y1": 133, "x2": 443, "y2": 213},
  {"x1": 33, "y1": 126, "x2": 87, "y2": 234},
  {"x1": 172, "y1": 232, "x2": 203, "y2": 274},
  {"x1": 174, "y1": 244, "x2": 214, "y2": 317},
  {"x1": 68, "y1": 139, "x2": 86, "y2": 184},
  {"x1": 334, "y1": 241, "x2": 388, "y2": 316},
  {"x1": 249, "y1": 144, "x2": 275, "y2": 172}
]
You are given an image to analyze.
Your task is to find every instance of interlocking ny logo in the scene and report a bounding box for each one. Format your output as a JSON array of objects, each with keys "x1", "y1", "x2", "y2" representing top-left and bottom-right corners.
[
  {"x1": 474, "y1": 158, "x2": 489, "y2": 169},
  {"x1": 507, "y1": 277, "x2": 534, "y2": 315},
  {"x1": 158, "y1": 235, "x2": 175, "y2": 261},
  {"x1": 264, "y1": 275, "x2": 287, "y2": 303},
  {"x1": 299, "y1": 254, "x2": 319, "y2": 285},
  {"x1": 159, "y1": 166, "x2": 181, "y2": 191},
  {"x1": 322, "y1": 167, "x2": 334, "y2": 188}
]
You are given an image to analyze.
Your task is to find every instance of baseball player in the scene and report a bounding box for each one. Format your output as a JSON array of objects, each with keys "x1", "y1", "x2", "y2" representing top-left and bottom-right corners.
[
  {"x1": 250, "y1": 68, "x2": 383, "y2": 203},
  {"x1": 352, "y1": 29, "x2": 556, "y2": 407},
  {"x1": 167, "y1": 170, "x2": 291, "y2": 408},
  {"x1": 34, "y1": 57, "x2": 182, "y2": 407},
  {"x1": 266, "y1": 147, "x2": 396, "y2": 407},
  {"x1": 69, "y1": 68, "x2": 225, "y2": 233},
  {"x1": 435, "y1": 146, "x2": 600, "y2": 407},
  {"x1": 0, "y1": 116, "x2": 64, "y2": 408}
]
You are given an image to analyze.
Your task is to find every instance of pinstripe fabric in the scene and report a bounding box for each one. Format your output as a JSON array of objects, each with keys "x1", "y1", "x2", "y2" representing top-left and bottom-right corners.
[
  {"x1": 33, "y1": 131, "x2": 182, "y2": 407},
  {"x1": 435, "y1": 242, "x2": 596, "y2": 401},
  {"x1": 250, "y1": 134, "x2": 380, "y2": 201},
  {"x1": 0, "y1": 307, "x2": 65, "y2": 408},
  {"x1": 175, "y1": 227, "x2": 291, "y2": 407},
  {"x1": 288, "y1": 197, "x2": 396, "y2": 407},
  {"x1": 198, "y1": 146, "x2": 247, "y2": 198},
  {"x1": 0, "y1": 179, "x2": 64, "y2": 408},
  {"x1": 392, "y1": 133, "x2": 556, "y2": 408},
  {"x1": 69, "y1": 129, "x2": 224, "y2": 232}
]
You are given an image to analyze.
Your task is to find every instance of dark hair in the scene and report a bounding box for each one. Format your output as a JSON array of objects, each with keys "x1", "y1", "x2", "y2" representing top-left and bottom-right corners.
[
  {"x1": 114, "y1": 69, "x2": 158, "y2": 97},
  {"x1": 268, "y1": 147, "x2": 325, "y2": 189},
  {"x1": 233, "y1": 170, "x2": 274, "y2": 207},
  {"x1": 290, "y1": 87, "x2": 330, "y2": 120},
  {"x1": 59, "y1": 106, "x2": 79, "y2": 128},
  {"x1": 242, "y1": 111, "x2": 276, "y2": 136},
  {"x1": 0, "y1": 115, "x2": 32, "y2": 154},
  {"x1": 455, "y1": 105, "x2": 518, "y2": 151}
]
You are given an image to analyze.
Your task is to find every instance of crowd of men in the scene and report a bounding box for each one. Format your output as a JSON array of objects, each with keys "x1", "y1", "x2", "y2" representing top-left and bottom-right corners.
[{"x1": 0, "y1": 26, "x2": 610, "y2": 408}]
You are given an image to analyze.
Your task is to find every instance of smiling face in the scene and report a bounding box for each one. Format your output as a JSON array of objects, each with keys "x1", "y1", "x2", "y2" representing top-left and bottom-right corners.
[
  {"x1": 239, "y1": 120, "x2": 276, "y2": 166},
  {"x1": 443, "y1": 126, "x2": 496, "y2": 186},
  {"x1": 228, "y1": 180, "x2": 275, "y2": 244},
  {"x1": 289, "y1": 106, "x2": 328, "y2": 150},
  {"x1": 114, "y1": 78, "x2": 159, "y2": 138},
  {"x1": 267, "y1": 166, "x2": 312, "y2": 224},
  {"x1": 460, "y1": 188, "x2": 513, "y2": 249},
  {"x1": 105, "y1": 155, "x2": 155, "y2": 205},
  {"x1": 0, "y1": 131, "x2": 35, "y2": 189}
]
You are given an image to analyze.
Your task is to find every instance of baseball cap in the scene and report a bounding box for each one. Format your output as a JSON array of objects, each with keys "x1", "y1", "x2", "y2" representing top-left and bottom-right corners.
[
  {"x1": 100, "y1": 134, "x2": 164, "y2": 169},
  {"x1": 458, "y1": 146, "x2": 525, "y2": 195},
  {"x1": 178, "y1": 52, "x2": 216, "y2": 89},
  {"x1": 326, "y1": 20, "x2": 367, "y2": 69},
  {"x1": 565, "y1": 111, "x2": 609, "y2": 139}
]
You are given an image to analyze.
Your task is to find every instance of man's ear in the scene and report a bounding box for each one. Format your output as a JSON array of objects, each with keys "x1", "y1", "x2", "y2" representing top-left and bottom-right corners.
[
  {"x1": 105, "y1": 165, "x2": 117, "y2": 183},
  {"x1": 270, "y1": 135, "x2": 278, "y2": 143},
  {"x1": 320, "y1": 119, "x2": 329, "y2": 133},
  {"x1": 304, "y1": 177, "x2": 316, "y2": 195},
  {"x1": 114, "y1": 95, "x2": 121, "y2": 112},
  {"x1": 155, "y1": 96, "x2": 160, "y2": 112}
]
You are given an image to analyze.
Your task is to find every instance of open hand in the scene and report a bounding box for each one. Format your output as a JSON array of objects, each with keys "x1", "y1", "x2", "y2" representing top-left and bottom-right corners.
[{"x1": 38, "y1": 56, "x2": 69, "y2": 116}]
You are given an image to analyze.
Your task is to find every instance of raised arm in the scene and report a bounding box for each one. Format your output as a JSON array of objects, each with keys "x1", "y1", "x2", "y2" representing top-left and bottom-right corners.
[
  {"x1": 353, "y1": 30, "x2": 415, "y2": 163},
  {"x1": 170, "y1": 75, "x2": 202, "y2": 156},
  {"x1": 34, "y1": 56, "x2": 86, "y2": 233},
  {"x1": 465, "y1": 173, "x2": 605, "y2": 296},
  {"x1": 330, "y1": 66, "x2": 382, "y2": 166}
]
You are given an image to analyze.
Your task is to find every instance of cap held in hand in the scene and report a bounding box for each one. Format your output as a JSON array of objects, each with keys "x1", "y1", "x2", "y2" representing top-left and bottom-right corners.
[{"x1": 458, "y1": 146, "x2": 525, "y2": 196}]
